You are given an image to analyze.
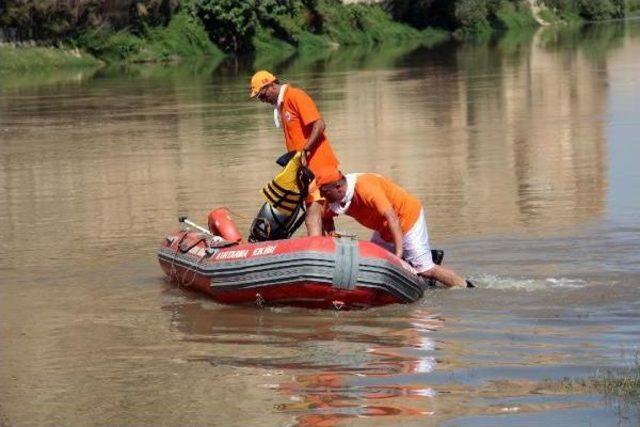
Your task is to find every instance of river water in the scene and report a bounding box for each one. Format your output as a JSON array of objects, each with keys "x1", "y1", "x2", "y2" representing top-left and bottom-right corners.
[{"x1": 1, "y1": 21, "x2": 639, "y2": 426}]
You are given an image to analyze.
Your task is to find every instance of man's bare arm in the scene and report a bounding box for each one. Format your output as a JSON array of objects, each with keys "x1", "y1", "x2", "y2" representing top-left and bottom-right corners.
[
  {"x1": 305, "y1": 201, "x2": 324, "y2": 236},
  {"x1": 301, "y1": 119, "x2": 326, "y2": 165},
  {"x1": 322, "y1": 214, "x2": 336, "y2": 236},
  {"x1": 383, "y1": 208, "x2": 404, "y2": 259}
]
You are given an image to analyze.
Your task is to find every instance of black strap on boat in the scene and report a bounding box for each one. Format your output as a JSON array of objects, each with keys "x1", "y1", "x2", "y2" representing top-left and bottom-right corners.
[
  {"x1": 179, "y1": 233, "x2": 208, "y2": 253},
  {"x1": 332, "y1": 237, "x2": 360, "y2": 290}
]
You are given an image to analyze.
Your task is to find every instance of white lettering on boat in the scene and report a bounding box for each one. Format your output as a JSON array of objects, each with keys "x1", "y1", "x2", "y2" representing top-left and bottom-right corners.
[
  {"x1": 251, "y1": 245, "x2": 276, "y2": 256},
  {"x1": 213, "y1": 245, "x2": 277, "y2": 260},
  {"x1": 215, "y1": 249, "x2": 250, "y2": 260}
]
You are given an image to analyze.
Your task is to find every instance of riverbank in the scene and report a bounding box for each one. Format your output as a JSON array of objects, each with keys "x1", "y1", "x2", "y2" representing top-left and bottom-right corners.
[
  {"x1": 0, "y1": 44, "x2": 100, "y2": 73},
  {"x1": 0, "y1": 0, "x2": 632, "y2": 73},
  {"x1": 0, "y1": 4, "x2": 449, "y2": 73}
]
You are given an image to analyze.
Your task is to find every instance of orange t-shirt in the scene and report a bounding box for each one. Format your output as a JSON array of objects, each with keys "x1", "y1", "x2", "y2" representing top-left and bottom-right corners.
[
  {"x1": 280, "y1": 86, "x2": 339, "y2": 175},
  {"x1": 326, "y1": 174, "x2": 422, "y2": 243}
]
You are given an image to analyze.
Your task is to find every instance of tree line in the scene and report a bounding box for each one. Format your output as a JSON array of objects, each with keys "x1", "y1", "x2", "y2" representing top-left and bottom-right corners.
[{"x1": 0, "y1": 0, "x2": 629, "y2": 52}]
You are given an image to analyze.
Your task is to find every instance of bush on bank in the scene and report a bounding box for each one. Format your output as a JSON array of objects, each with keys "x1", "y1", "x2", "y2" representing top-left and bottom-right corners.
[
  {"x1": 385, "y1": 0, "x2": 628, "y2": 31},
  {"x1": 182, "y1": 0, "x2": 424, "y2": 54},
  {"x1": 386, "y1": 0, "x2": 537, "y2": 31},
  {"x1": 538, "y1": 0, "x2": 626, "y2": 21},
  {"x1": 74, "y1": 12, "x2": 221, "y2": 63}
]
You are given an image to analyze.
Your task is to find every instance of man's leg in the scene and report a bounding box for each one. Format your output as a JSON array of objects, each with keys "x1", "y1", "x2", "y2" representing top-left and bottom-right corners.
[
  {"x1": 419, "y1": 265, "x2": 466, "y2": 288},
  {"x1": 404, "y1": 209, "x2": 470, "y2": 288}
]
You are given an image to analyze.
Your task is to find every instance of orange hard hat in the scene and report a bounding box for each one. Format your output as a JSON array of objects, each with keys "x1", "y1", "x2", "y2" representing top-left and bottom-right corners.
[
  {"x1": 250, "y1": 70, "x2": 277, "y2": 98},
  {"x1": 315, "y1": 166, "x2": 343, "y2": 187}
]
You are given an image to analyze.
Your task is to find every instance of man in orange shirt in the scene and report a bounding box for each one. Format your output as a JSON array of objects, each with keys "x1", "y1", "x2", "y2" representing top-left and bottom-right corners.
[
  {"x1": 250, "y1": 70, "x2": 339, "y2": 236},
  {"x1": 313, "y1": 168, "x2": 474, "y2": 288}
]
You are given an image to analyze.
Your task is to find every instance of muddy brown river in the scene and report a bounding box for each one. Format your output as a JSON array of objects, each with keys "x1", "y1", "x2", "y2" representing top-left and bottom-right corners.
[{"x1": 1, "y1": 21, "x2": 639, "y2": 426}]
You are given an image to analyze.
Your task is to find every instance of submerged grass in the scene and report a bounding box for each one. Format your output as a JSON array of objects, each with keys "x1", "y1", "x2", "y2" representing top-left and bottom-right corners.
[
  {"x1": 591, "y1": 364, "x2": 640, "y2": 401},
  {"x1": 543, "y1": 361, "x2": 640, "y2": 404}
]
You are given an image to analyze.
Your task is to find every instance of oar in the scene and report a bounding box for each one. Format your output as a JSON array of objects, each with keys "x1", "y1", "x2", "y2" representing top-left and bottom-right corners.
[{"x1": 178, "y1": 216, "x2": 213, "y2": 236}]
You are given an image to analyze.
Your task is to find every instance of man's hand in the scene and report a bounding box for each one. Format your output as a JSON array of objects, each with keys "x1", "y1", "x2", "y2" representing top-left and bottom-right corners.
[{"x1": 300, "y1": 149, "x2": 309, "y2": 167}]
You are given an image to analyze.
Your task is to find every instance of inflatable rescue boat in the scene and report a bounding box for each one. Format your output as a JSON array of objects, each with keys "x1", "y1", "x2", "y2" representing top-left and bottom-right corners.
[
  {"x1": 157, "y1": 152, "x2": 442, "y2": 310},
  {"x1": 158, "y1": 210, "x2": 443, "y2": 310}
]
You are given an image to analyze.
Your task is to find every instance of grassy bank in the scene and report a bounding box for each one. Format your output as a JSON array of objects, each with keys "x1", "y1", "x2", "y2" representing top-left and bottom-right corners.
[
  {"x1": 0, "y1": 44, "x2": 100, "y2": 73},
  {"x1": 0, "y1": 12, "x2": 222, "y2": 73}
]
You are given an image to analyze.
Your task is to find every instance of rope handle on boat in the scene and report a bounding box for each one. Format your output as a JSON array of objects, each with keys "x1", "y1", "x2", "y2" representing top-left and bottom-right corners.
[
  {"x1": 168, "y1": 232, "x2": 190, "y2": 282},
  {"x1": 168, "y1": 231, "x2": 207, "y2": 288},
  {"x1": 181, "y1": 252, "x2": 208, "y2": 288}
]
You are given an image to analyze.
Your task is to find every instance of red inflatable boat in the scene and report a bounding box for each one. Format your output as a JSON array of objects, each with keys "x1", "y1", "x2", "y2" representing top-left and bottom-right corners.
[{"x1": 158, "y1": 210, "x2": 442, "y2": 310}]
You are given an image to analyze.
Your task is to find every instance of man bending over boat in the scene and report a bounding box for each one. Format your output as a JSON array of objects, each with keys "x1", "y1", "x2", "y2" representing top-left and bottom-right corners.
[
  {"x1": 250, "y1": 70, "x2": 339, "y2": 236},
  {"x1": 311, "y1": 168, "x2": 474, "y2": 288}
]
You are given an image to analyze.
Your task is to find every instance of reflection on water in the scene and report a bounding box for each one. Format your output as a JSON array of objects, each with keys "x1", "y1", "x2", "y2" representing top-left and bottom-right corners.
[
  {"x1": 167, "y1": 301, "x2": 443, "y2": 426},
  {"x1": 1, "y1": 21, "x2": 640, "y2": 426}
]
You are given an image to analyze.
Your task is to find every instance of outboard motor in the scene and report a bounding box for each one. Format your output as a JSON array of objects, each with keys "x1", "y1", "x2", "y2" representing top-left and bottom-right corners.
[
  {"x1": 249, "y1": 151, "x2": 314, "y2": 242},
  {"x1": 249, "y1": 202, "x2": 306, "y2": 242}
]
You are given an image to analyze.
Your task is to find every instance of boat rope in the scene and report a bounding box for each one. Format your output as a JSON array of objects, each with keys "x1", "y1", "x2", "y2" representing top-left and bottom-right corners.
[
  {"x1": 169, "y1": 232, "x2": 189, "y2": 283},
  {"x1": 181, "y1": 251, "x2": 207, "y2": 288}
]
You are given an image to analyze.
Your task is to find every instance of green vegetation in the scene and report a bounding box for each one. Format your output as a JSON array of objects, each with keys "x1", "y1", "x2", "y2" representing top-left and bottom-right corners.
[
  {"x1": 74, "y1": 12, "x2": 222, "y2": 63},
  {"x1": 626, "y1": 0, "x2": 640, "y2": 15},
  {"x1": 317, "y1": 1, "x2": 421, "y2": 45},
  {"x1": 549, "y1": 362, "x2": 640, "y2": 403},
  {"x1": 539, "y1": 0, "x2": 626, "y2": 21},
  {"x1": 0, "y1": 44, "x2": 99, "y2": 72},
  {"x1": 594, "y1": 365, "x2": 640, "y2": 401},
  {"x1": 387, "y1": 0, "x2": 538, "y2": 33},
  {"x1": 184, "y1": 0, "x2": 429, "y2": 54},
  {"x1": 0, "y1": 0, "x2": 633, "y2": 72},
  {"x1": 495, "y1": 2, "x2": 539, "y2": 29}
]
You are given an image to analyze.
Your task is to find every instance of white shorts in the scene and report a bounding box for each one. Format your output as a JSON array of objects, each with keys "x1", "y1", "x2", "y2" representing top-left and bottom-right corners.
[{"x1": 370, "y1": 209, "x2": 435, "y2": 273}]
